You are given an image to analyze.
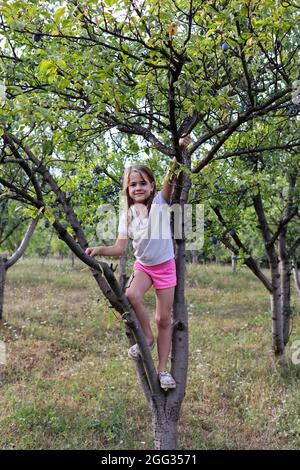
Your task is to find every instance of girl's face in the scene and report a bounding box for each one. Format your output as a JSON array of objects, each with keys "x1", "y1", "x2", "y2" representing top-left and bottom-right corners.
[{"x1": 127, "y1": 170, "x2": 154, "y2": 204}]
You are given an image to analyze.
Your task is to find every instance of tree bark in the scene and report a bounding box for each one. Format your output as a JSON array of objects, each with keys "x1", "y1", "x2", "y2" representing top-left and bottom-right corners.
[
  {"x1": 0, "y1": 256, "x2": 7, "y2": 320},
  {"x1": 292, "y1": 258, "x2": 300, "y2": 307},
  {"x1": 252, "y1": 194, "x2": 285, "y2": 358},
  {"x1": 152, "y1": 398, "x2": 177, "y2": 450},
  {"x1": 269, "y1": 250, "x2": 285, "y2": 357},
  {"x1": 279, "y1": 231, "x2": 292, "y2": 345}
]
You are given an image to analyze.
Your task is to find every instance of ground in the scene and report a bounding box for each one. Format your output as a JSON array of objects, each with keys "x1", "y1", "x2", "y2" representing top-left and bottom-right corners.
[{"x1": 0, "y1": 257, "x2": 300, "y2": 450}]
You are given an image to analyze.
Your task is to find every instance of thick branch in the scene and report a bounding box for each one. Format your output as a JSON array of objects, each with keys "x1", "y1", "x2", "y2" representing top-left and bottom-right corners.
[
  {"x1": 6, "y1": 214, "x2": 41, "y2": 269},
  {"x1": 252, "y1": 192, "x2": 273, "y2": 246},
  {"x1": 2, "y1": 135, "x2": 44, "y2": 201},
  {"x1": 212, "y1": 206, "x2": 272, "y2": 292},
  {"x1": 216, "y1": 140, "x2": 300, "y2": 160},
  {"x1": 289, "y1": 236, "x2": 300, "y2": 258},
  {"x1": 5, "y1": 132, "x2": 88, "y2": 249},
  {"x1": 0, "y1": 175, "x2": 43, "y2": 208},
  {"x1": 102, "y1": 116, "x2": 175, "y2": 156},
  {"x1": 192, "y1": 87, "x2": 292, "y2": 173}
]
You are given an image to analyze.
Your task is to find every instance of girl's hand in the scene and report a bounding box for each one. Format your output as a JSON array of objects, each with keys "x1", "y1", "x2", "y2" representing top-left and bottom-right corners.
[
  {"x1": 169, "y1": 156, "x2": 179, "y2": 173},
  {"x1": 85, "y1": 246, "x2": 102, "y2": 257},
  {"x1": 179, "y1": 135, "x2": 192, "y2": 148}
]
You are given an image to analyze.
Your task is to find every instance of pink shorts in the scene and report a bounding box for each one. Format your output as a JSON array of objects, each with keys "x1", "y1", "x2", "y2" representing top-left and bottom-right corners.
[{"x1": 133, "y1": 258, "x2": 177, "y2": 290}]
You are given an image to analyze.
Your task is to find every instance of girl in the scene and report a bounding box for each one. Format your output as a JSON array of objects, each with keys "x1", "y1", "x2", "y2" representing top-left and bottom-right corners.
[{"x1": 86, "y1": 139, "x2": 189, "y2": 390}]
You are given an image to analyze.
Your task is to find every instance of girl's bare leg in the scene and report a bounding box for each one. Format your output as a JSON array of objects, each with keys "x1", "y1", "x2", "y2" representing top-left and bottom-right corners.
[
  {"x1": 155, "y1": 287, "x2": 175, "y2": 373},
  {"x1": 125, "y1": 270, "x2": 155, "y2": 345}
]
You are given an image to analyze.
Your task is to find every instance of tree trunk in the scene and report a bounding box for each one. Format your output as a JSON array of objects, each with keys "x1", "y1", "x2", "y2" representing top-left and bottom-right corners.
[
  {"x1": 192, "y1": 250, "x2": 198, "y2": 264},
  {"x1": 279, "y1": 231, "x2": 292, "y2": 345},
  {"x1": 269, "y1": 250, "x2": 285, "y2": 358},
  {"x1": 145, "y1": 163, "x2": 191, "y2": 450},
  {"x1": 155, "y1": 167, "x2": 190, "y2": 450},
  {"x1": 0, "y1": 256, "x2": 7, "y2": 320},
  {"x1": 152, "y1": 399, "x2": 177, "y2": 450},
  {"x1": 292, "y1": 258, "x2": 300, "y2": 307},
  {"x1": 252, "y1": 194, "x2": 285, "y2": 360},
  {"x1": 231, "y1": 251, "x2": 237, "y2": 272}
]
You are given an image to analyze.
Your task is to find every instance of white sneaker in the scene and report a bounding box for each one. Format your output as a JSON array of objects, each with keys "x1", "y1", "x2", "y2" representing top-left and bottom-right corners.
[
  {"x1": 158, "y1": 371, "x2": 176, "y2": 390},
  {"x1": 128, "y1": 342, "x2": 155, "y2": 359}
]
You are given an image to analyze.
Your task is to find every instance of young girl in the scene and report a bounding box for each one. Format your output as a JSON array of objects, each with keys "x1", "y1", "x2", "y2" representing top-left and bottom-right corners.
[{"x1": 86, "y1": 141, "x2": 189, "y2": 390}]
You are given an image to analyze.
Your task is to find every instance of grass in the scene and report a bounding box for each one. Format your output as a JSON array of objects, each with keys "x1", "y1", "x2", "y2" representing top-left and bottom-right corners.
[{"x1": 0, "y1": 256, "x2": 300, "y2": 450}]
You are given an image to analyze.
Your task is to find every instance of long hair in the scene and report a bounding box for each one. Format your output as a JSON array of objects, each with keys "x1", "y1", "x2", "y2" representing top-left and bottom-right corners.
[{"x1": 121, "y1": 165, "x2": 156, "y2": 226}]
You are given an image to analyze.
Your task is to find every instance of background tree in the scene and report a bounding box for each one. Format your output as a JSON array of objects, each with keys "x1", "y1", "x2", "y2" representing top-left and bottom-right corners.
[
  {"x1": 0, "y1": 159, "x2": 42, "y2": 318},
  {"x1": 193, "y1": 146, "x2": 299, "y2": 363},
  {"x1": 0, "y1": 200, "x2": 40, "y2": 318}
]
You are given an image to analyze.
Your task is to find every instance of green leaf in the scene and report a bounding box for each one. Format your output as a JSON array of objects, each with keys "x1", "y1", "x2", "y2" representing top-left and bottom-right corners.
[
  {"x1": 35, "y1": 49, "x2": 47, "y2": 56},
  {"x1": 44, "y1": 208, "x2": 55, "y2": 225},
  {"x1": 105, "y1": 0, "x2": 118, "y2": 7},
  {"x1": 54, "y1": 7, "x2": 65, "y2": 23},
  {"x1": 39, "y1": 59, "x2": 53, "y2": 73},
  {"x1": 57, "y1": 58, "x2": 66, "y2": 68},
  {"x1": 42, "y1": 140, "x2": 53, "y2": 155}
]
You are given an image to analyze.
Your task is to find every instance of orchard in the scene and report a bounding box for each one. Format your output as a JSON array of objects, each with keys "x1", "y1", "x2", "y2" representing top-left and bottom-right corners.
[{"x1": 0, "y1": 0, "x2": 299, "y2": 450}]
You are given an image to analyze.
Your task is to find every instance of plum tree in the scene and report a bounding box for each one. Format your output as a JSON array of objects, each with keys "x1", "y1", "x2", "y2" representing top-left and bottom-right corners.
[{"x1": 0, "y1": 0, "x2": 299, "y2": 450}]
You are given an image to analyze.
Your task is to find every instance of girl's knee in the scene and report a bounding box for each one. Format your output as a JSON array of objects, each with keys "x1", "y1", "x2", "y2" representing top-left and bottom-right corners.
[
  {"x1": 126, "y1": 290, "x2": 142, "y2": 305},
  {"x1": 156, "y1": 313, "x2": 171, "y2": 329}
]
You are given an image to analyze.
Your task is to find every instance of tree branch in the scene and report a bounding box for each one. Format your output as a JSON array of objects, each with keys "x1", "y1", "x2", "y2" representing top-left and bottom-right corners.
[
  {"x1": 192, "y1": 87, "x2": 292, "y2": 173},
  {"x1": 6, "y1": 214, "x2": 41, "y2": 269},
  {"x1": 212, "y1": 205, "x2": 273, "y2": 292}
]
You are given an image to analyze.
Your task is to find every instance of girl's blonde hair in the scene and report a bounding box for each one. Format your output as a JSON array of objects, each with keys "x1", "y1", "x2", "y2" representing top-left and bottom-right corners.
[{"x1": 121, "y1": 165, "x2": 156, "y2": 225}]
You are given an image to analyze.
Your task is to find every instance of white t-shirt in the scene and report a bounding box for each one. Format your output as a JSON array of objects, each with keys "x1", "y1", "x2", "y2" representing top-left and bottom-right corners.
[{"x1": 118, "y1": 191, "x2": 175, "y2": 266}]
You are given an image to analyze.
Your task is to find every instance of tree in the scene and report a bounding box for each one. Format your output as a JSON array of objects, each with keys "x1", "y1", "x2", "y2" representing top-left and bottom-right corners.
[
  {"x1": 0, "y1": 178, "x2": 42, "y2": 317},
  {"x1": 193, "y1": 146, "x2": 299, "y2": 363},
  {"x1": 0, "y1": 0, "x2": 299, "y2": 449},
  {"x1": 0, "y1": 202, "x2": 40, "y2": 318}
]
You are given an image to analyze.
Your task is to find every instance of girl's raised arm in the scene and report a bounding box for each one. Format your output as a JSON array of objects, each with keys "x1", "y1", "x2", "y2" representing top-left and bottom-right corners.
[
  {"x1": 162, "y1": 157, "x2": 178, "y2": 203},
  {"x1": 162, "y1": 136, "x2": 191, "y2": 203}
]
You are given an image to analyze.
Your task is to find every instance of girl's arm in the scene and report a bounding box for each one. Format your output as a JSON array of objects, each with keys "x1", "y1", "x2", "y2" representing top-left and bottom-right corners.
[
  {"x1": 85, "y1": 236, "x2": 128, "y2": 257},
  {"x1": 162, "y1": 157, "x2": 178, "y2": 203},
  {"x1": 162, "y1": 136, "x2": 191, "y2": 203}
]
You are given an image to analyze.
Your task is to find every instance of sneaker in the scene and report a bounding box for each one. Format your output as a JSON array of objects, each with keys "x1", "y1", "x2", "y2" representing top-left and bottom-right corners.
[
  {"x1": 128, "y1": 342, "x2": 155, "y2": 359},
  {"x1": 158, "y1": 371, "x2": 176, "y2": 390}
]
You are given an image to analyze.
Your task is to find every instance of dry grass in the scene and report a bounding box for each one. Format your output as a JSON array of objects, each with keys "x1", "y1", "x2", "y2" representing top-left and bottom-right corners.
[{"x1": 0, "y1": 257, "x2": 300, "y2": 449}]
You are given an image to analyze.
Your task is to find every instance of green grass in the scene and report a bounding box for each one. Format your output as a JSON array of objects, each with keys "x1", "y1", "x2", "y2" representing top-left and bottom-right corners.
[{"x1": 1, "y1": 257, "x2": 300, "y2": 449}]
